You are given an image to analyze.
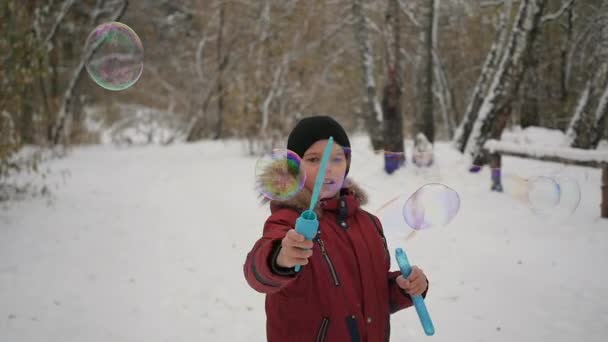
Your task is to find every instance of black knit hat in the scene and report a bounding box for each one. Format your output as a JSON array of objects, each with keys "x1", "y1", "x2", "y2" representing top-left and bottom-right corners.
[{"x1": 287, "y1": 115, "x2": 351, "y2": 174}]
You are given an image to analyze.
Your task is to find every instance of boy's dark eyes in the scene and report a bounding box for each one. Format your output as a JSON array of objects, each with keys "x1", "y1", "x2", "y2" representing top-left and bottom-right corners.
[{"x1": 305, "y1": 156, "x2": 345, "y2": 163}]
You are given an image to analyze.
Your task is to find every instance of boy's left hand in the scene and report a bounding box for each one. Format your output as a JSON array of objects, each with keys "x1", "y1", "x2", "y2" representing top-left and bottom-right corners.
[{"x1": 396, "y1": 266, "x2": 427, "y2": 296}]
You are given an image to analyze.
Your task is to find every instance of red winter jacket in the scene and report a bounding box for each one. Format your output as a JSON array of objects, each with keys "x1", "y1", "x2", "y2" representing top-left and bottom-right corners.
[{"x1": 244, "y1": 180, "x2": 428, "y2": 341}]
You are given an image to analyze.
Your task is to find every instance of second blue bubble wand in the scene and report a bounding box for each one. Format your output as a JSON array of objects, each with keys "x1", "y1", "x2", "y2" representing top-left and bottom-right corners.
[
  {"x1": 391, "y1": 183, "x2": 462, "y2": 337},
  {"x1": 395, "y1": 247, "x2": 435, "y2": 336},
  {"x1": 294, "y1": 136, "x2": 334, "y2": 272}
]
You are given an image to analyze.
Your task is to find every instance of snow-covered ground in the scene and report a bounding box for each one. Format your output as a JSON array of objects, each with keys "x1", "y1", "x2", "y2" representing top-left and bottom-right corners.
[{"x1": 1, "y1": 135, "x2": 607, "y2": 342}]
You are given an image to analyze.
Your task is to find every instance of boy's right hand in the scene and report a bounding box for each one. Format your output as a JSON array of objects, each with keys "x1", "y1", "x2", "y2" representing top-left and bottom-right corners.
[{"x1": 276, "y1": 229, "x2": 314, "y2": 268}]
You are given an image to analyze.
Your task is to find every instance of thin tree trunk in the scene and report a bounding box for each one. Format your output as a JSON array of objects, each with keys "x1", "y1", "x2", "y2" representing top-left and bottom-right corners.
[
  {"x1": 214, "y1": 0, "x2": 226, "y2": 140},
  {"x1": 44, "y1": 0, "x2": 76, "y2": 48},
  {"x1": 382, "y1": 0, "x2": 405, "y2": 173},
  {"x1": 566, "y1": 79, "x2": 592, "y2": 147},
  {"x1": 431, "y1": 0, "x2": 456, "y2": 140},
  {"x1": 352, "y1": 0, "x2": 383, "y2": 149},
  {"x1": 520, "y1": 39, "x2": 540, "y2": 128},
  {"x1": 434, "y1": 50, "x2": 456, "y2": 139},
  {"x1": 559, "y1": 5, "x2": 574, "y2": 104},
  {"x1": 417, "y1": 0, "x2": 435, "y2": 143},
  {"x1": 20, "y1": 83, "x2": 36, "y2": 144}
]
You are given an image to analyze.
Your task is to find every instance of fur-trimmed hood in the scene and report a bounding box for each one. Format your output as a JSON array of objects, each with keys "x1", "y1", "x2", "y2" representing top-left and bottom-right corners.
[{"x1": 268, "y1": 178, "x2": 368, "y2": 217}]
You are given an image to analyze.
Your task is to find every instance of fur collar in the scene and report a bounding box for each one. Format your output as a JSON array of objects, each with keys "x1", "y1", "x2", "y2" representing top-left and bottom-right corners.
[{"x1": 268, "y1": 178, "x2": 368, "y2": 217}]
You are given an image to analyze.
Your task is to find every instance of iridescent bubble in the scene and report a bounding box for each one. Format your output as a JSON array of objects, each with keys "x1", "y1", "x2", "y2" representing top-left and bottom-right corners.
[
  {"x1": 502, "y1": 174, "x2": 561, "y2": 215},
  {"x1": 255, "y1": 149, "x2": 306, "y2": 201},
  {"x1": 527, "y1": 176, "x2": 561, "y2": 215},
  {"x1": 548, "y1": 175, "x2": 581, "y2": 219},
  {"x1": 501, "y1": 174, "x2": 529, "y2": 202},
  {"x1": 402, "y1": 183, "x2": 461, "y2": 230},
  {"x1": 85, "y1": 22, "x2": 144, "y2": 91}
]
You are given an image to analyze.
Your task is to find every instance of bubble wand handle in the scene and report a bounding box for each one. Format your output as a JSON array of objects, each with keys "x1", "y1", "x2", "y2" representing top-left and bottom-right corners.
[
  {"x1": 294, "y1": 137, "x2": 334, "y2": 272},
  {"x1": 395, "y1": 247, "x2": 435, "y2": 336}
]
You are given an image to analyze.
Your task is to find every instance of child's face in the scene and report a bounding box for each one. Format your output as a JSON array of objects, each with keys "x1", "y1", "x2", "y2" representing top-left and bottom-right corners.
[{"x1": 301, "y1": 139, "x2": 348, "y2": 200}]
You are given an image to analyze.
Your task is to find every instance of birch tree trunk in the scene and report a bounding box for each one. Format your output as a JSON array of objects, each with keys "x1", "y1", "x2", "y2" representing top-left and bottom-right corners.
[
  {"x1": 453, "y1": 0, "x2": 511, "y2": 153},
  {"x1": 464, "y1": 0, "x2": 546, "y2": 164},
  {"x1": 566, "y1": 79, "x2": 593, "y2": 148},
  {"x1": 591, "y1": 80, "x2": 608, "y2": 148},
  {"x1": 352, "y1": 0, "x2": 383, "y2": 149},
  {"x1": 567, "y1": 62, "x2": 607, "y2": 149}
]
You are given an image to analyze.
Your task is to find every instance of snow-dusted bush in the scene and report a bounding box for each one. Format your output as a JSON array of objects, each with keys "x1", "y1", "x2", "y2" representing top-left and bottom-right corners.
[{"x1": 87, "y1": 105, "x2": 187, "y2": 146}]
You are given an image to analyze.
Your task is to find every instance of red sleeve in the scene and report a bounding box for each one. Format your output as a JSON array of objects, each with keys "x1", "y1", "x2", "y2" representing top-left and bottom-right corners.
[{"x1": 243, "y1": 208, "x2": 301, "y2": 294}]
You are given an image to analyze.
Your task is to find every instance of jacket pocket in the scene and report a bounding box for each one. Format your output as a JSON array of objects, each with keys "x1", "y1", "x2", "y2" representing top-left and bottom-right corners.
[
  {"x1": 317, "y1": 237, "x2": 341, "y2": 287},
  {"x1": 316, "y1": 317, "x2": 330, "y2": 342}
]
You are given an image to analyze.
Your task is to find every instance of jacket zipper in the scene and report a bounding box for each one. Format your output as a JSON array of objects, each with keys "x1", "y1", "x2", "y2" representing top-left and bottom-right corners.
[
  {"x1": 316, "y1": 317, "x2": 330, "y2": 342},
  {"x1": 318, "y1": 237, "x2": 341, "y2": 287}
]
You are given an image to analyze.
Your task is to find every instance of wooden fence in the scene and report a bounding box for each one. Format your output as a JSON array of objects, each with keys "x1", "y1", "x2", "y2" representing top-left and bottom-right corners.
[{"x1": 483, "y1": 140, "x2": 608, "y2": 218}]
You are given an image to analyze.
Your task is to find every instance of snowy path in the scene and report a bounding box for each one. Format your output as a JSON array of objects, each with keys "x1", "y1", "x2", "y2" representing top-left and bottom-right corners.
[{"x1": 1, "y1": 137, "x2": 607, "y2": 341}]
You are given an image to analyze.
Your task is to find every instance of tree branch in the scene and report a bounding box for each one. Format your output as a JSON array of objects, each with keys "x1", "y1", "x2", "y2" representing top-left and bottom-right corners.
[
  {"x1": 480, "y1": 0, "x2": 506, "y2": 7},
  {"x1": 51, "y1": 0, "x2": 129, "y2": 145},
  {"x1": 44, "y1": 0, "x2": 76, "y2": 49},
  {"x1": 397, "y1": 0, "x2": 421, "y2": 27},
  {"x1": 541, "y1": 0, "x2": 575, "y2": 24}
]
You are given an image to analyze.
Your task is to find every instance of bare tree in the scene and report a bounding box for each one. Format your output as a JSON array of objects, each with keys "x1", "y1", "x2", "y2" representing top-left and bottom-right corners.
[
  {"x1": 433, "y1": 51, "x2": 456, "y2": 139},
  {"x1": 465, "y1": 0, "x2": 546, "y2": 164},
  {"x1": 519, "y1": 38, "x2": 540, "y2": 128},
  {"x1": 453, "y1": 0, "x2": 512, "y2": 153},
  {"x1": 214, "y1": 0, "x2": 228, "y2": 140},
  {"x1": 417, "y1": 0, "x2": 436, "y2": 143},
  {"x1": 381, "y1": 0, "x2": 405, "y2": 173},
  {"x1": 51, "y1": 0, "x2": 129, "y2": 145},
  {"x1": 352, "y1": 0, "x2": 383, "y2": 149},
  {"x1": 5, "y1": 0, "x2": 608, "y2": 161},
  {"x1": 565, "y1": 3, "x2": 608, "y2": 149},
  {"x1": 566, "y1": 63, "x2": 608, "y2": 148}
]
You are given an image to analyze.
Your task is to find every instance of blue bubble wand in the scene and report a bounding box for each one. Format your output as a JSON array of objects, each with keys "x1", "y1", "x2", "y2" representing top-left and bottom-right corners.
[
  {"x1": 294, "y1": 136, "x2": 334, "y2": 272},
  {"x1": 395, "y1": 191, "x2": 437, "y2": 337},
  {"x1": 395, "y1": 247, "x2": 435, "y2": 336}
]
